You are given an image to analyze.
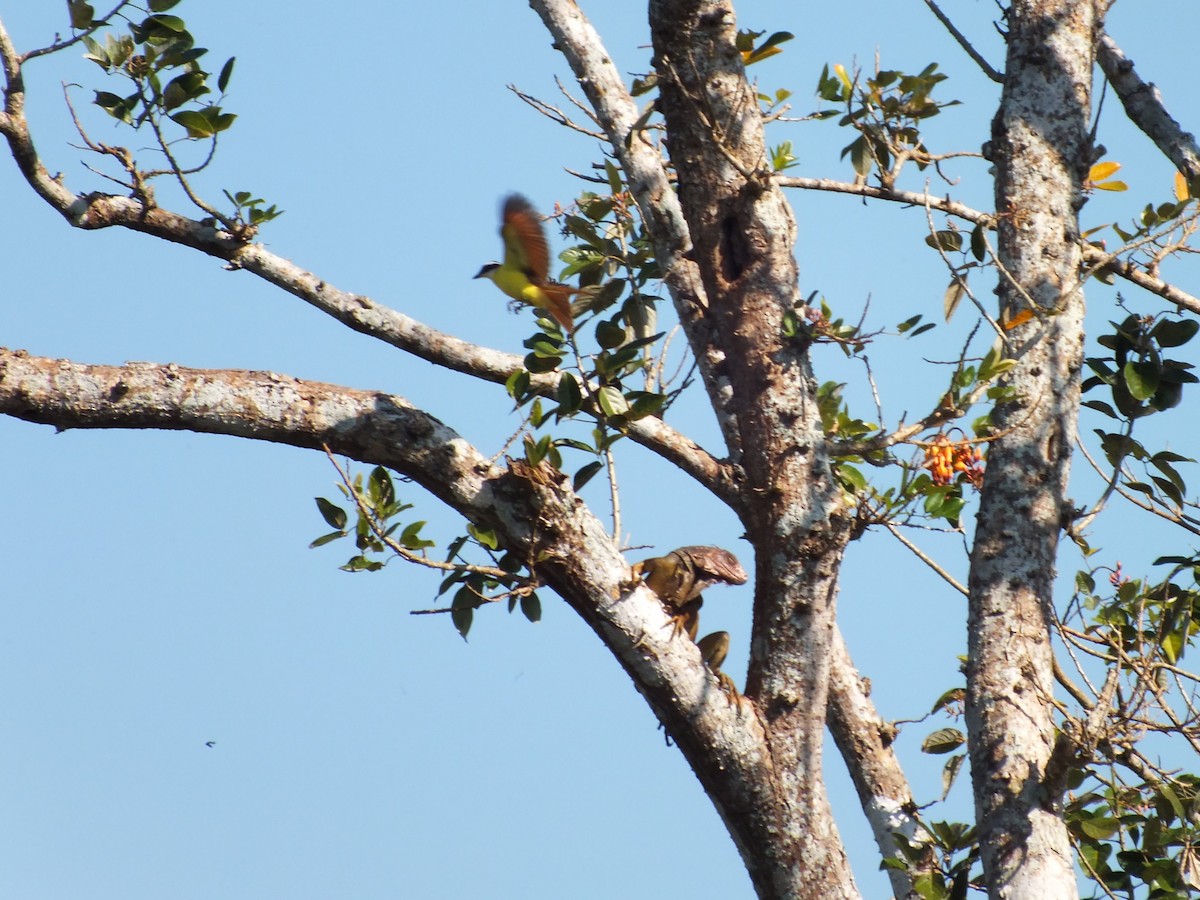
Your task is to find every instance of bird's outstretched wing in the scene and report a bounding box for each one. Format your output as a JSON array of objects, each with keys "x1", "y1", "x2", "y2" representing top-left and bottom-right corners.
[{"x1": 500, "y1": 194, "x2": 550, "y2": 284}]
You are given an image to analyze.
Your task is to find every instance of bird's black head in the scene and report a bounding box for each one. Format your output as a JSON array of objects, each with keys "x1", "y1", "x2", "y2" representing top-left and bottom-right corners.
[{"x1": 474, "y1": 263, "x2": 500, "y2": 279}]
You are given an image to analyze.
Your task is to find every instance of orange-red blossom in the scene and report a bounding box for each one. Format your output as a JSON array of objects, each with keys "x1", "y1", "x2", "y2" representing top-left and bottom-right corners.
[{"x1": 922, "y1": 433, "x2": 985, "y2": 489}]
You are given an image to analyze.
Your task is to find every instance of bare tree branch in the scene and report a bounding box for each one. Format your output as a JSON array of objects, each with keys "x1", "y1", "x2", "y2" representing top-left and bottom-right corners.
[
  {"x1": 0, "y1": 16, "x2": 739, "y2": 505},
  {"x1": 827, "y1": 631, "x2": 928, "y2": 900},
  {"x1": 528, "y1": 0, "x2": 744, "y2": 463},
  {"x1": 921, "y1": 0, "x2": 1004, "y2": 83},
  {"x1": 1097, "y1": 33, "x2": 1200, "y2": 181},
  {"x1": 776, "y1": 175, "x2": 1200, "y2": 312},
  {"x1": 0, "y1": 344, "x2": 798, "y2": 896},
  {"x1": 20, "y1": 2, "x2": 133, "y2": 62}
]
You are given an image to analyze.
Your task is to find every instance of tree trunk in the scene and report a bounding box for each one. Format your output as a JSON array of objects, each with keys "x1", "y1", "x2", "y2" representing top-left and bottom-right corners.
[
  {"x1": 646, "y1": 1, "x2": 859, "y2": 896},
  {"x1": 967, "y1": 2, "x2": 1098, "y2": 896}
]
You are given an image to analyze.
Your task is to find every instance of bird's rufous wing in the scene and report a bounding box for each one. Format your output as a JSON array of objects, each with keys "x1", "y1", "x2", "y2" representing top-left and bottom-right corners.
[{"x1": 500, "y1": 194, "x2": 550, "y2": 284}]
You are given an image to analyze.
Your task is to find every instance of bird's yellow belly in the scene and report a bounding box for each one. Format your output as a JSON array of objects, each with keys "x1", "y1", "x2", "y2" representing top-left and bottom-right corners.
[{"x1": 492, "y1": 268, "x2": 546, "y2": 308}]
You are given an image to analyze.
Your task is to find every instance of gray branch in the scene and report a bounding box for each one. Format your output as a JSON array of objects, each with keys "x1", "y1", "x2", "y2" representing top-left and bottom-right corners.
[{"x1": 1098, "y1": 34, "x2": 1200, "y2": 180}]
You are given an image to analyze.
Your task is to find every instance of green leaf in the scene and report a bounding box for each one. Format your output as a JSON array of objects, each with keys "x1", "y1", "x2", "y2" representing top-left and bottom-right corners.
[
  {"x1": 926, "y1": 230, "x2": 963, "y2": 253},
  {"x1": 93, "y1": 90, "x2": 132, "y2": 122},
  {"x1": 149, "y1": 0, "x2": 183, "y2": 10},
  {"x1": 848, "y1": 136, "x2": 872, "y2": 177},
  {"x1": 1123, "y1": 360, "x2": 1160, "y2": 401},
  {"x1": 624, "y1": 391, "x2": 666, "y2": 420},
  {"x1": 1152, "y1": 318, "x2": 1199, "y2": 347},
  {"x1": 506, "y1": 369, "x2": 532, "y2": 403},
  {"x1": 162, "y1": 71, "x2": 208, "y2": 110},
  {"x1": 141, "y1": 13, "x2": 187, "y2": 33},
  {"x1": 200, "y1": 107, "x2": 237, "y2": 134},
  {"x1": 596, "y1": 386, "x2": 630, "y2": 418},
  {"x1": 922, "y1": 727, "x2": 965, "y2": 754},
  {"x1": 82, "y1": 34, "x2": 109, "y2": 67},
  {"x1": 836, "y1": 463, "x2": 867, "y2": 492},
  {"x1": 217, "y1": 56, "x2": 236, "y2": 93},
  {"x1": 523, "y1": 352, "x2": 561, "y2": 374},
  {"x1": 520, "y1": 593, "x2": 542, "y2": 623},
  {"x1": 572, "y1": 461, "x2": 603, "y2": 492},
  {"x1": 929, "y1": 687, "x2": 965, "y2": 714},
  {"x1": 308, "y1": 530, "x2": 345, "y2": 549},
  {"x1": 969, "y1": 222, "x2": 987, "y2": 261},
  {"x1": 1081, "y1": 399, "x2": 1117, "y2": 418},
  {"x1": 68, "y1": 0, "x2": 95, "y2": 29},
  {"x1": 603, "y1": 159, "x2": 623, "y2": 194},
  {"x1": 467, "y1": 523, "x2": 499, "y2": 550},
  {"x1": 941, "y1": 753, "x2": 965, "y2": 800},
  {"x1": 450, "y1": 605, "x2": 472, "y2": 640},
  {"x1": 595, "y1": 319, "x2": 627, "y2": 349},
  {"x1": 341, "y1": 555, "x2": 382, "y2": 573},
  {"x1": 1161, "y1": 629, "x2": 1184, "y2": 663},
  {"x1": 315, "y1": 497, "x2": 348, "y2": 530},
  {"x1": 556, "y1": 374, "x2": 583, "y2": 416},
  {"x1": 1078, "y1": 816, "x2": 1120, "y2": 840},
  {"x1": 170, "y1": 109, "x2": 215, "y2": 138},
  {"x1": 978, "y1": 343, "x2": 1016, "y2": 381},
  {"x1": 1156, "y1": 781, "x2": 1187, "y2": 822},
  {"x1": 912, "y1": 872, "x2": 949, "y2": 900},
  {"x1": 400, "y1": 521, "x2": 435, "y2": 551}
]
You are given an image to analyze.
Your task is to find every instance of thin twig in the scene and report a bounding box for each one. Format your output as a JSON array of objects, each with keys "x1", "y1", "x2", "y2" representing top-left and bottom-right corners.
[
  {"x1": 921, "y1": 190, "x2": 1006, "y2": 341},
  {"x1": 510, "y1": 83, "x2": 605, "y2": 139},
  {"x1": 21, "y1": 2, "x2": 134, "y2": 63},
  {"x1": 883, "y1": 521, "x2": 967, "y2": 595},
  {"x1": 322, "y1": 444, "x2": 511, "y2": 579},
  {"x1": 921, "y1": 0, "x2": 1004, "y2": 83},
  {"x1": 605, "y1": 445, "x2": 621, "y2": 540},
  {"x1": 774, "y1": 175, "x2": 1200, "y2": 312}
]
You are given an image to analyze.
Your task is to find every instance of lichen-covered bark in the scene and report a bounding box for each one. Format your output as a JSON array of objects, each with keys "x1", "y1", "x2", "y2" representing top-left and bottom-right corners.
[
  {"x1": 827, "y1": 633, "x2": 926, "y2": 900},
  {"x1": 967, "y1": 2, "x2": 1098, "y2": 897},
  {"x1": 646, "y1": 2, "x2": 856, "y2": 897}
]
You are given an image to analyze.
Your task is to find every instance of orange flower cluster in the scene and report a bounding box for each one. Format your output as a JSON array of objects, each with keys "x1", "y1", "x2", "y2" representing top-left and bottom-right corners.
[{"x1": 923, "y1": 434, "x2": 985, "y2": 488}]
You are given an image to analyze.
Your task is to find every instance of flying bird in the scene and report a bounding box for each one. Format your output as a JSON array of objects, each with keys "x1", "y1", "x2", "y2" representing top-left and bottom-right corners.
[{"x1": 474, "y1": 194, "x2": 576, "y2": 333}]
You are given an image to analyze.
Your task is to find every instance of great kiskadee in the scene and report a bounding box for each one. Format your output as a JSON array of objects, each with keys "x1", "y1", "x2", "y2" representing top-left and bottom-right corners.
[{"x1": 474, "y1": 194, "x2": 576, "y2": 333}]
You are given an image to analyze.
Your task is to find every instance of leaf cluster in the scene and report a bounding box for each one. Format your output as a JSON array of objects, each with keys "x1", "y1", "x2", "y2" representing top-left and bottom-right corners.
[
  {"x1": 310, "y1": 465, "x2": 433, "y2": 571},
  {"x1": 1067, "y1": 771, "x2": 1200, "y2": 898},
  {"x1": 814, "y1": 62, "x2": 957, "y2": 181},
  {"x1": 310, "y1": 466, "x2": 538, "y2": 640},
  {"x1": 1076, "y1": 557, "x2": 1200, "y2": 667},
  {"x1": 1084, "y1": 311, "x2": 1198, "y2": 421},
  {"x1": 887, "y1": 819, "x2": 979, "y2": 900},
  {"x1": 82, "y1": 4, "x2": 236, "y2": 138},
  {"x1": 438, "y1": 527, "x2": 542, "y2": 641}
]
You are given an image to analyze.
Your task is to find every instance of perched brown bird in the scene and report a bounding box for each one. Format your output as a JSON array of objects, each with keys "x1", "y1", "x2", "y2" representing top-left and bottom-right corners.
[
  {"x1": 633, "y1": 545, "x2": 748, "y2": 639},
  {"x1": 474, "y1": 194, "x2": 576, "y2": 333}
]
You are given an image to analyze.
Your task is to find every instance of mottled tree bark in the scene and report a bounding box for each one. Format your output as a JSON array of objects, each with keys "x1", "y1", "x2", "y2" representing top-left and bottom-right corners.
[
  {"x1": 645, "y1": 1, "x2": 857, "y2": 897},
  {"x1": 967, "y1": 2, "x2": 1099, "y2": 897}
]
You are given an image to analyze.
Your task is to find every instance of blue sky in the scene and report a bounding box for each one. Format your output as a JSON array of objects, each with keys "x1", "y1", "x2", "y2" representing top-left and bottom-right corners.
[{"x1": 2, "y1": 2, "x2": 1197, "y2": 897}]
